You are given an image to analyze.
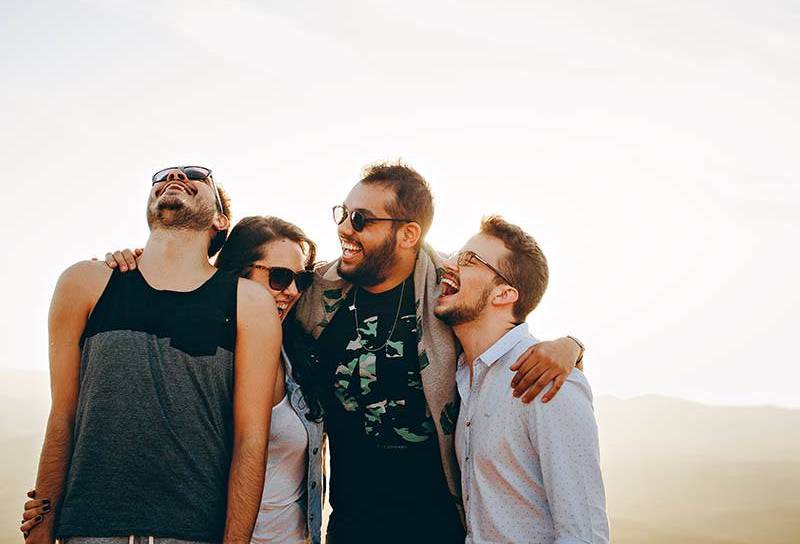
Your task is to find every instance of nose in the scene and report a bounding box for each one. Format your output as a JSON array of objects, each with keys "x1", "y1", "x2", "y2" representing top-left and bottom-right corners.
[
  {"x1": 338, "y1": 216, "x2": 355, "y2": 238},
  {"x1": 284, "y1": 280, "x2": 300, "y2": 298},
  {"x1": 165, "y1": 169, "x2": 188, "y2": 182}
]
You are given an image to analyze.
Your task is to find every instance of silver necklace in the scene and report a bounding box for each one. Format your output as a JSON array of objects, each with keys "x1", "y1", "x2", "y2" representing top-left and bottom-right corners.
[{"x1": 351, "y1": 278, "x2": 406, "y2": 353}]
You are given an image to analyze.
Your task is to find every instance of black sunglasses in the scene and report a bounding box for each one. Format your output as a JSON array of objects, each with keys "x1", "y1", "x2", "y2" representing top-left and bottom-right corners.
[
  {"x1": 249, "y1": 264, "x2": 314, "y2": 292},
  {"x1": 332, "y1": 205, "x2": 413, "y2": 232},
  {"x1": 452, "y1": 250, "x2": 515, "y2": 288},
  {"x1": 151, "y1": 166, "x2": 223, "y2": 213}
]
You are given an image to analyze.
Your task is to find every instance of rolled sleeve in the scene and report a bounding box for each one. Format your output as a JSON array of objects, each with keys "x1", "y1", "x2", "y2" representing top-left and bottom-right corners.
[{"x1": 529, "y1": 371, "x2": 609, "y2": 544}]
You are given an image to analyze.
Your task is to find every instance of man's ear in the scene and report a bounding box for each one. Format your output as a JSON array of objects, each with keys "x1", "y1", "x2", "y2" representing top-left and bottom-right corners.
[
  {"x1": 493, "y1": 285, "x2": 519, "y2": 307},
  {"x1": 213, "y1": 213, "x2": 230, "y2": 232},
  {"x1": 398, "y1": 222, "x2": 422, "y2": 249}
]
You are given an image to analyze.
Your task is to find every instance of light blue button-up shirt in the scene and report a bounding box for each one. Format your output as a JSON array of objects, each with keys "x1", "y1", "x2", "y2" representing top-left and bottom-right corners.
[{"x1": 455, "y1": 323, "x2": 609, "y2": 543}]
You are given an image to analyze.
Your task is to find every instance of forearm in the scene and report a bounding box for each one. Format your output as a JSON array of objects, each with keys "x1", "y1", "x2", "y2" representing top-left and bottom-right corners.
[
  {"x1": 222, "y1": 436, "x2": 268, "y2": 543},
  {"x1": 29, "y1": 414, "x2": 74, "y2": 543}
]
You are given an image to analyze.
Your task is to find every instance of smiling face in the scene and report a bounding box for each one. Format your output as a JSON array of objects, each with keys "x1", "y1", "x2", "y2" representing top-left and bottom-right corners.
[
  {"x1": 246, "y1": 238, "x2": 307, "y2": 321},
  {"x1": 434, "y1": 233, "x2": 512, "y2": 327},
  {"x1": 146, "y1": 168, "x2": 220, "y2": 232},
  {"x1": 336, "y1": 182, "x2": 402, "y2": 287}
]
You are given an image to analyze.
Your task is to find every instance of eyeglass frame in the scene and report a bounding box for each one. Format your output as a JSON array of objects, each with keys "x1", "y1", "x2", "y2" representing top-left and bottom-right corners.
[
  {"x1": 332, "y1": 204, "x2": 414, "y2": 232},
  {"x1": 247, "y1": 264, "x2": 315, "y2": 292},
  {"x1": 452, "y1": 250, "x2": 516, "y2": 288},
  {"x1": 151, "y1": 166, "x2": 224, "y2": 214}
]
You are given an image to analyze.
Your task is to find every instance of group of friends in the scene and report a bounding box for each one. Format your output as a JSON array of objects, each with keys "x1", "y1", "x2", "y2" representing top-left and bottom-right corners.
[{"x1": 20, "y1": 162, "x2": 609, "y2": 543}]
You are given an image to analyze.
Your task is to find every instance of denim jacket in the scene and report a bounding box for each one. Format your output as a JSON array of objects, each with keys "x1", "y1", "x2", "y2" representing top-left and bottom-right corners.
[{"x1": 282, "y1": 346, "x2": 325, "y2": 544}]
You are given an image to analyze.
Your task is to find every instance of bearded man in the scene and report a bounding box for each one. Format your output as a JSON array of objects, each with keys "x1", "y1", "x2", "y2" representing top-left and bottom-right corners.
[{"x1": 27, "y1": 167, "x2": 281, "y2": 544}]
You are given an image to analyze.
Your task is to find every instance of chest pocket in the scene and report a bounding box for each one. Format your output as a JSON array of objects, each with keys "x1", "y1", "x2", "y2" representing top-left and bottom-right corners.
[{"x1": 170, "y1": 304, "x2": 231, "y2": 357}]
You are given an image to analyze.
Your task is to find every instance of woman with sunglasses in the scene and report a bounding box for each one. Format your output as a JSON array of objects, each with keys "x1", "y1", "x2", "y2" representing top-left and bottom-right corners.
[
  {"x1": 21, "y1": 215, "x2": 325, "y2": 544},
  {"x1": 214, "y1": 216, "x2": 324, "y2": 544}
]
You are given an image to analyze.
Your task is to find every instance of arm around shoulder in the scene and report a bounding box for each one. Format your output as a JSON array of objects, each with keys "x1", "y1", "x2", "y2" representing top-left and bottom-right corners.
[{"x1": 222, "y1": 278, "x2": 282, "y2": 543}]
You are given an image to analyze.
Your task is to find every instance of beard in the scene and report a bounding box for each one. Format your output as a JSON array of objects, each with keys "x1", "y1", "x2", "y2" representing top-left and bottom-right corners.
[
  {"x1": 337, "y1": 230, "x2": 398, "y2": 288},
  {"x1": 435, "y1": 284, "x2": 494, "y2": 327},
  {"x1": 146, "y1": 193, "x2": 216, "y2": 232}
]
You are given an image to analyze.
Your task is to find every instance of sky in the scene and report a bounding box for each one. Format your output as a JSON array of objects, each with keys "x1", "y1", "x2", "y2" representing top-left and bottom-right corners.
[{"x1": 1, "y1": 0, "x2": 798, "y2": 408}]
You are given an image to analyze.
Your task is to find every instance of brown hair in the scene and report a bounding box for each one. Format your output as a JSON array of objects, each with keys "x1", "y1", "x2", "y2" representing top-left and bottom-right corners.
[
  {"x1": 214, "y1": 215, "x2": 322, "y2": 422},
  {"x1": 359, "y1": 161, "x2": 434, "y2": 243},
  {"x1": 208, "y1": 182, "x2": 232, "y2": 258},
  {"x1": 480, "y1": 215, "x2": 548, "y2": 322},
  {"x1": 214, "y1": 215, "x2": 317, "y2": 274}
]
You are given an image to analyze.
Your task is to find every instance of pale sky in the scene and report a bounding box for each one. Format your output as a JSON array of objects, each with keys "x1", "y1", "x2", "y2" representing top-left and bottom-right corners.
[{"x1": 1, "y1": 0, "x2": 798, "y2": 407}]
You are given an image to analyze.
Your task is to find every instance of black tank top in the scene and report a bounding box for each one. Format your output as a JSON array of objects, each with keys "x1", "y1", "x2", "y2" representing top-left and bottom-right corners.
[{"x1": 56, "y1": 268, "x2": 238, "y2": 542}]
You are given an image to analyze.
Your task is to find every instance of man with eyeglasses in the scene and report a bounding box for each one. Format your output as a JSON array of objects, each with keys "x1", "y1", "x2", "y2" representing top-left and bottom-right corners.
[
  {"x1": 434, "y1": 216, "x2": 609, "y2": 543},
  {"x1": 25, "y1": 167, "x2": 282, "y2": 544},
  {"x1": 294, "y1": 162, "x2": 587, "y2": 543}
]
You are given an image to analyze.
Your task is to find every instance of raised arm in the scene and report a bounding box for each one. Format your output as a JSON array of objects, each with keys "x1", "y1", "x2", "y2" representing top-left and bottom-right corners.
[
  {"x1": 510, "y1": 336, "x2": 584, "y2": 402},
  {"x1": 529, "y1": 374, "x2": 609, "y2": 544},
  {"x1": 27, "y1": 262, "x2": 109, "y2": 544},
  {"x1": 223, "y1": 279, "x2": 282, "y2": 543}
]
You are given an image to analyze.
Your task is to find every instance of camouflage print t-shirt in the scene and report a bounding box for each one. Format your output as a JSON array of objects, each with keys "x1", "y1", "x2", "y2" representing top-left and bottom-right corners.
[{"x1": 318, "y1": 275, "x2": 464, "y2": 542}]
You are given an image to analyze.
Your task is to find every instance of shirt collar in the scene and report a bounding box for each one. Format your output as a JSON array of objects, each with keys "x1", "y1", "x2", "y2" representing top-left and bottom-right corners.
[{"x1": 476, "y1": 322, "x2": 530, "y2": 368}]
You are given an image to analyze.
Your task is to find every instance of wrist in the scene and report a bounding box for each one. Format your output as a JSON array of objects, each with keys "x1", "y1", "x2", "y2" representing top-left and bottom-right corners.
[{"x1": 565, "y1": 335, "x2": 585, "y2": 366}]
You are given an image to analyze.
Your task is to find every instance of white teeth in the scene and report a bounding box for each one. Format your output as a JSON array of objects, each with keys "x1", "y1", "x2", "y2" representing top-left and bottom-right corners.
[
  {"x1": 341, "y1": 240, "x2": 362, "y2": 252},
  {"x1": 441, "y1": 277, "x2": 460, "y2": 291}
]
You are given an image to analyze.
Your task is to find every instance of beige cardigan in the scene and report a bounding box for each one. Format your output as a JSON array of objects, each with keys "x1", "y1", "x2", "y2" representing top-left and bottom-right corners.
[{"x1": 294, "y1": 244, "x2": 464, "y2": 522}]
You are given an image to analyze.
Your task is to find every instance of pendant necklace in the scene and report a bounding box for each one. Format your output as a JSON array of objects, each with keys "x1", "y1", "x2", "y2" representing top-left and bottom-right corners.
[{"x1": 351, "y1": 278, "x2": 406, "y2": 353}]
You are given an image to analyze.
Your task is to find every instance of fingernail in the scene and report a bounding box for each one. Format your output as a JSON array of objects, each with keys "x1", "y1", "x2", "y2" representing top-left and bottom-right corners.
[
  {"x1": 42, "y1": 499, "x2": 50, "y2": 506},
  {"x1": 43, "y1": 505, "x2": 51, "y2": 513},
  {"x1": 120, "y1": 266, "x2": 127, "y2": 271},
  {"x1": 35, "y1": 515, "x2": 42, "y2": 522}
]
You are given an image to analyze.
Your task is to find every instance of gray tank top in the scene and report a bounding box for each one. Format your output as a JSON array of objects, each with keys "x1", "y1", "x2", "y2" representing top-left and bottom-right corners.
[{"x1": 55, "y1": 268, "x2": 238, "y2": 543}]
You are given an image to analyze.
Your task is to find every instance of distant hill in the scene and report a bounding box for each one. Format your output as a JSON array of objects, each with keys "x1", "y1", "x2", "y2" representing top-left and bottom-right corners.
[{"x1": 2, "y1": 373, "x2": 799, "y2": 543}]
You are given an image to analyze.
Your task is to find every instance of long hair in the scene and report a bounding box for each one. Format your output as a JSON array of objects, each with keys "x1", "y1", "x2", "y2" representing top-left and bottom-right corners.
[{"x1": 215, "y1": 215, "x2": 323, "y2": 421}]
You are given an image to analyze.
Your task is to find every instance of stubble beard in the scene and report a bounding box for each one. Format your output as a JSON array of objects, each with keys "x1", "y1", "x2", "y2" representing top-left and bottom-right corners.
[
  {"x1": 337, "y1": 230, "x2": 398, "y2": 288},
  {"x1": 435, "y1": 284, "x2": 494, "y2": 327},
  {"x1": 146, "y1": 194, "x2": 216, "y2": 232}
]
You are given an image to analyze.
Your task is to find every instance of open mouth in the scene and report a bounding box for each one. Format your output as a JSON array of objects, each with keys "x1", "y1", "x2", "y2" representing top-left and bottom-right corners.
[
  {"x1": 439, "y1": 274, "x2": 460, "y2": 298},
  {"x1": 340, "y1": 238, "x2": 363, "y2": 261},
  {"x1": 275, "y1": 300, "x2": 291, "y2": 318}
]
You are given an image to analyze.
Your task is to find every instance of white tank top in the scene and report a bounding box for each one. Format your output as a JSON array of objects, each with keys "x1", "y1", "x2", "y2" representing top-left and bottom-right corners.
[{"x1": 251, "y1": 392, "x2": 309, "y2": 544}]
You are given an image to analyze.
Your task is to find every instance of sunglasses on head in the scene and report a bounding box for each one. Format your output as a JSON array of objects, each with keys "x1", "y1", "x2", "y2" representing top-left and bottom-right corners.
[
  {"x1": 332, "y1": 205, "x2": 413, "y2": 232},
  {"x1": 151, "y1": 166, "x2": 224, "y2": 213},
  {"x1": 249, "y1": 264, "x2": 314, "y2": 292},
  {"x1": 451, "y1": 250, "x2": 515, "y2": 288}
]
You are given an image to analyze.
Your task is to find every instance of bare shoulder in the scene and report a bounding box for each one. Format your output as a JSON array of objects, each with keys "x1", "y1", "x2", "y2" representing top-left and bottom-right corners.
[
  {"x1": 55, "y1": 260, "x2": 113, "y2": 302},
  {"x1": 236, "y1": 278, "x2": 279, "y2": 326}
]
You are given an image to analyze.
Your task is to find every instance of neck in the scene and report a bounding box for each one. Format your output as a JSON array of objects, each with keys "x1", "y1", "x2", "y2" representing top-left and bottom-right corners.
[
  {"x1": 454, "y1": 311, "x2": 517, "y2": 368},
  {"x1": 136, "y1": 228, "x2": 216, "y2": 289},
  {"x1": 361, "y1": 250, "x2": 417, "y2": 294}
]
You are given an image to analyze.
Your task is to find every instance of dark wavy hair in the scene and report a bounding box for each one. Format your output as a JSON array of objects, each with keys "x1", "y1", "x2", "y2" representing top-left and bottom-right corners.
[{"x1": 214, "y1": 215, "x2": 323, "y2": 421}]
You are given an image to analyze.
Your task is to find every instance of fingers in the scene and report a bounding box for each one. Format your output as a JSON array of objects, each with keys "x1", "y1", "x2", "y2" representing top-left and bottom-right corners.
[
  {"x1": 104, "y1": 252, "x2": 119, "y2": 269},
  {"x1": 509, "y1": 345, "x2": 535, "y2": 371},
  {"x1": 521, "y1": 370, "x2": 559, "y2": 403},
  {"x1": 121, "y1": 249, "x2": 138, "y2": 270},
  {"x1": 22, "y1": 501, "x2": 50, "y2": 520},
  {"x1": 512, "y1": 361, "x2": 545, "y2": 396},
  {"x1": 541, "y1": 374, "x2": 567, "y2": 403},
  {"x1": 20, "y1": 515, "x2": 43, "y2": 536}
]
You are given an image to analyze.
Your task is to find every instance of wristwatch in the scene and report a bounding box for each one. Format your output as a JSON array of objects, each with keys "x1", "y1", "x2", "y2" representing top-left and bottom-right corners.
[{"x1": 566, "y1": 335, "x2": 585, "y2": 366}]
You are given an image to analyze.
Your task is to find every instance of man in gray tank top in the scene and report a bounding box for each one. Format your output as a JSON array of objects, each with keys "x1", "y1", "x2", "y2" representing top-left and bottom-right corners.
[{"x1": 26, "y1": 167, "x2": 282, "y2": 544}]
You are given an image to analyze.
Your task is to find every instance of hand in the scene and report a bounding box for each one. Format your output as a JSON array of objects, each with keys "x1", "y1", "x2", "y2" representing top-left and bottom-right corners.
[
  {"x1": 20, "y1": 489, "x2": 49, "y2": 539},
  {"x1": 509, "y1": 337, "x2": 582, "y2": 403},
  {"x1": 103, "y1": 248, "x2": 143, "y2": 272}
]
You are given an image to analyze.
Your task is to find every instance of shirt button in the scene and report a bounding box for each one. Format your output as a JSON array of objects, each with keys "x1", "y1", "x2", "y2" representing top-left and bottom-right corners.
[
  {"x1": 311, "y1": 481, "x2": 317, "y2": 489},
  {"x1": 312, "y1": 447, "x2": 319, "y2": 455},
  {"x1": 465, "y1": 456, "x2": 470, "y2": 461},
  {"x1": 466, "y1": 421, "x2": 471, "y2": 427}
]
